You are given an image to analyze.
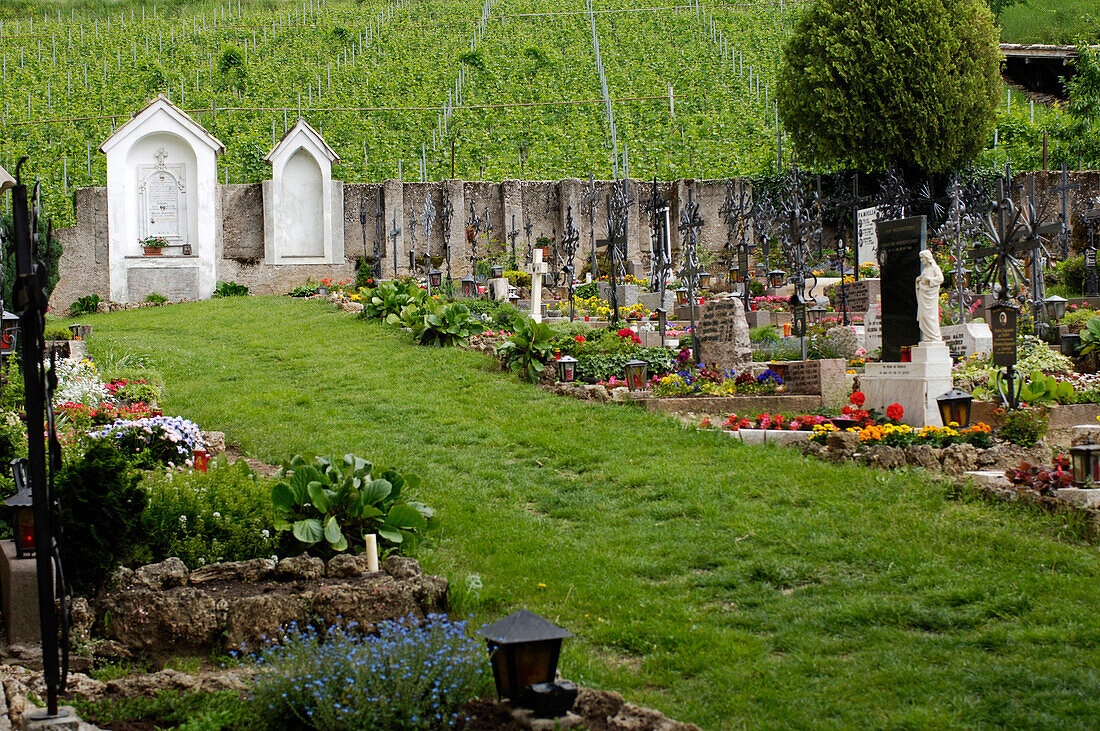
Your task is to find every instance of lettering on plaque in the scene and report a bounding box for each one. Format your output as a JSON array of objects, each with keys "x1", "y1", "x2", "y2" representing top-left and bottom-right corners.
[{"x1": 138, "y1": 158, "x2": 188, "y2": 246}]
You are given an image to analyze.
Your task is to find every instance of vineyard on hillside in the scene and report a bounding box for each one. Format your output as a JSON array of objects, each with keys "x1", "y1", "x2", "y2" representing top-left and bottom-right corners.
[{"x1": 0, "y1": 0, "x2": 1080, "y2": 225}]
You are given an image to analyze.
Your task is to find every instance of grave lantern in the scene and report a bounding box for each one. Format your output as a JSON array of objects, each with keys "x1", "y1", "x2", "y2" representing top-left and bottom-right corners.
[
  {"x1": 555, "y1": 355, "x2": 578, "y2": 383},
  {"x1": 625, "y1": 359, "x2": 648, "y2": 391},
  {"x1": 674, "y1": 288, "x2": 689, "y2": 307},
  {"x1": 698, "y1": 271, "x2": 712, "y2": 289},
  {"x1": 461, "y1": 274, "x2": 477, "y2": 299},
  {"x1": 479, "y1": 609, "x2": 574, "y2": 714},
  {"x1": 1, "y1": 310, "x2": 19, "y2": 357},
  {"x1": 731, "y1": 269, "x2": 745, "y2": 283},
  {"x1": 935, "y1": 389, "x2": 973, "y2": 428},
  {"x1": 1043, "y1": 294, "x2": 1068, "y2": 322},
  {"x1": 542, "y1": 272, "x2": 553, "y2": 287},
  {"x1": 4, "y1": 460, "x2": 35, "y2": 557},
  {"x1": 428, "y1": 268, "x2": 443, "y2": 290},
  {"x1": 768, "y1": 269, "x2": 787, "y2": 288},
  {"x1": 807, "y1": 303, "x2": 828, "y2": 325},
  {"x1": 1061, "y1": 332, "x2": 1081, "y2": 357},
  {"x1": 491, "y1": 264, "x2": 504, "y2": 279},
  {"x1": 509, "y1": 290, "x2": 521, "y2": 306},
  {"x1": 1069, "y1": 444, "x2": 1100, "y2": 486}
]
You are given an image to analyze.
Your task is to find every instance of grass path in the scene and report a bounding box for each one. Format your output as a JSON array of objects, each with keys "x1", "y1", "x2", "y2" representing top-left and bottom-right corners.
[{"x1": 81, "y1": 297, "x2": 1100, "y2": 729}]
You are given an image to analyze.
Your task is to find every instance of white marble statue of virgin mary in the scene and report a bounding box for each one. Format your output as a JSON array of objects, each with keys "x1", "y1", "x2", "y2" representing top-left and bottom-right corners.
[{"x1": 916, "y1": 249, "x2": 944, "y2": 342}]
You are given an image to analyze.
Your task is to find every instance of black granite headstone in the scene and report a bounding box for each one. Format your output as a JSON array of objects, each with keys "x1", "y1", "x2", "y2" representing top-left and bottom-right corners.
[
  {"x1": 990, "y1": 303, "x2": 1018, "y2": 368},
  {"x1": 875, "y1": 216, "x2": 926, "y2": 362}
]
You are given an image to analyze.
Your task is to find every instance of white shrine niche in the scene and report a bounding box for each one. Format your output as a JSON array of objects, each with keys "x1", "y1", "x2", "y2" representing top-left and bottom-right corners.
[
  {"x1": 263, "y1": 118, "x2": 344, "y2": 265},
  {"x1": 100, "y1": 95, "x2": 224, "y2": 302}
]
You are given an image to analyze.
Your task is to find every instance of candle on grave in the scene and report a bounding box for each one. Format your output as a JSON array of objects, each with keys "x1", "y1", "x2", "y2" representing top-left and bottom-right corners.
[{"x1": 366, "y1": 533, "x2": 379, "y2": 572}]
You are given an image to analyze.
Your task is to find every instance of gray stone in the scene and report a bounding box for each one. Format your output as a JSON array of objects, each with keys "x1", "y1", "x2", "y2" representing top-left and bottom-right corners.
[
  {"x1": 225, "y1": 594, "x2": 308, "y2": 652},
  {"x1": 98, "y1": 587, "x2": 220, "y2": 656},
  {"x1": 728, "y1": 429, "x2": 812, "y2": 446},
  {"x1": 126, "y1": 266, "x2": 200, "y2": 302},
  {"x1": 861, "y1": 445, "x2": 905, "y2": 470},
  {"x1": 826, "y1": 431, "x2": 860, "y2": 453},
  {"x1": 1071, "y1": 425, "x2": 1100, "y2": 446},
  {"x1": 1, "y1": 540, "x2": 41, "y2": 644},
  {"x1": 276, "y1": 553, "x2": 325, "y2": 581},
  {"x1": 190, "y1": 558, "x2": 275, "y2": 585},
  {"x1": 199, "y1": 430, "x2": 226, "y2": 454},
  {"x1": 327, "y1": 554, "x2": 373, "y2": 578},
  {"x1": 940, "y1": 443, "x2": 980, "y2": 475},
  {"x1": 131, "y1": 557, "x2": 189, "y2": 591},
  {"x1": 963, "y1": 470, "x2": 1013, "y2": 490},
  {"x1": 221, "y1": 184, "x2": 264, "y2": 260},
  {"x1": 1054, "y1": 487, "x2": 1100, "y2": 508},
  {"x1": 904, "y1": 444, "x2": 941, "y2": 471},
  {"x1": 695, "y1": 298, "x2": 752, "y2": 372},
  {"x1": 383, "y1": 555, "x2": 423, "y2": 580}
]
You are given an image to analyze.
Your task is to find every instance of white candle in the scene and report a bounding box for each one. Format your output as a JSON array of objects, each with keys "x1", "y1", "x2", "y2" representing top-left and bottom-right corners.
[{"x1": 365, "y1": 534, "x2": 379, "y2": 572}]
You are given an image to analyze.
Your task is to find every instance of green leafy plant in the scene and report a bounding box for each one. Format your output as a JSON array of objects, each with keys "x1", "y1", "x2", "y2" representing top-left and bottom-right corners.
[
  {"x1": 56, "y1": 439, "x2": 147, "y2": 596},
  {"x1": 749, "y1": 324, "x2": 782, "y2": 343},
  {"x1": 409, "y1": 302, "x2": 484, "y2": 348},
  {"x1": 289, "y1": 280, "x2": 319, "y2": 298},
  {"x1": 1077, "y1": 317, "x2": 1100, "y2": 356},
  {"x1": 360, "y1": 281, "x2": 428, "y2": 321},
  {"x1": 496, "y1": 316, "x2": 555, "y2": 383},
  {"x1": 139, "y1": 456, "x2": 289, "y2": 569},
  {"x1": 1018, "y1": 371, "x2": 1075, "y2": 406},
  {"x1": 271, "y1": 454, "x2": 437, "y2": 554},
  {"x1": 144, "y1": 292, "x2": 168, "y2": 304},
  {"x1": 44, "y1": 323, "x2": 73, "y2": 340},
  {"x1": 213, "y1": 280, "x2": 249, "y2": 298},
  {"x1": 996, "y1": 405, "x2": 1049, "y2": 447},
  {"x1": 71, "y1": 294, "x2": 102, "y2": 316}
]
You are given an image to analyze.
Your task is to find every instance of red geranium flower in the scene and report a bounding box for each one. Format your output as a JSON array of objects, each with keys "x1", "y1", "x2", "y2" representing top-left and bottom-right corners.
[
  {"x1": 886, "y1": 403, "x2": 904, "y2": 421},
  {"x1": 850, "y1": 391, "x2": 866, "y2": 407},
  {"x1": 574, "y1": 335, "x2": 586, "y2": 343}
]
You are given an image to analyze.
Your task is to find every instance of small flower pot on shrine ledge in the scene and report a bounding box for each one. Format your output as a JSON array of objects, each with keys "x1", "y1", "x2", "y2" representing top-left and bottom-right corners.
[{"x1": 143, "y1": 245, "x2": 162, "y2": 256}]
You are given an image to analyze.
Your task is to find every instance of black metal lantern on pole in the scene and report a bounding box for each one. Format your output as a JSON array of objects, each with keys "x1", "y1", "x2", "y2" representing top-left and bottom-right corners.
[
  {"x1": 3, "y1": 462, "x2": 34, "y2": 558},
  {"x1": 674, "y1": 288, "x2": 689, "y2": 307},
  {"x1": 935, "y1": 389, "x2": 974, "y2": 427},
  {"x1": 768, "y1": 268, "x2": 787, "y2": 288},
  {"x1": 479, "y1": 609, "x2": 576, "y2": 718},
  {"x1": 807, "y1": 303, "x2": 828, "y2": 325},
  {"x1": 428, "y1": 268, "x2": 443, "y2": 292},
  {"x1": 698, "y1": 271, "x2": 712, "y2": 290},
  {"x1": 490, "y1": 264, "x2": 504, "y2": 279},
  {"x1": 1061, "y1": 332, "x2": 1081, "y2": 357},
  {"x1": 461, "y1": 274, "x2": 477, "y2": 299},
  {"x1": 1070, "y1": 444, "x2": 1100, "y2": 487},
  {"x1": 555, "y1": 355, "x2": 578, "y2": 383},
  {"x1": 654, "y1": 306, "x2": 667, "y2": 347},
  {"x1": 625, "y1": 359, "x2": 648, "y2": 391}
]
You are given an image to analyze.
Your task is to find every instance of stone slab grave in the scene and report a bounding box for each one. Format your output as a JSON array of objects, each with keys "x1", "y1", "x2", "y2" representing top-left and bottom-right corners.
[
  {"x1": 1, "y1": 540, "x2": 40, "y2": 645},
  {"x1": 861, "y1": 342, "x2": 953, "y2": 427},
  {"x1": 597, "y1": 281, "x2": 641, "y2": 307},
  {"x1": 864, "y1": 301, "x2": 882, "y2": 352},
  {"x1": 843, "y1": 278, "x2": 880, "y2": 320},
  {"x1": 942, "y1": 322, "x2": 993, "y2": 359},
  {"x1": 695, "y1": 298, "x2": 751, "y2": 372},
  {"x1": 639, "y1": 288, "x2": 676, "y2": 313},
  {"x1": 746, "y1": 310, "x2": 771, "y2": 329},
  {"x1": 771, "y1": 359, "x2": 848, "y2": 405}
]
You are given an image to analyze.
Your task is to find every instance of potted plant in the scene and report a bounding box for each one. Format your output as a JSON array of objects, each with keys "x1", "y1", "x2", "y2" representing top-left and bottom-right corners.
[{"x1": 140, "y1": 236, "x2": 168, "y2": 256}]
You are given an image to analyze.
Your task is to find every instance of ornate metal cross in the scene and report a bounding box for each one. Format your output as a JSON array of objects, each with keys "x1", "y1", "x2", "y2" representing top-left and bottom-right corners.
[
  {"x1": 440, "y1": 187, "x2": 454, "y2": 285},
  {"x1": 390, "y1": 210, "x2": 401, "y2": 278}
]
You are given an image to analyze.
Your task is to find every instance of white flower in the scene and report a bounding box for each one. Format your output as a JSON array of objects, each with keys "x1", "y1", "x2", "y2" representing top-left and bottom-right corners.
[
  {"x1": 179, "y1": 515, "x2": 187, "y2": 524},
  {"x1": 212, "y1": 511, "x2": 221, "y2": 519},
  {"x1": 260, "y1": 529, "x2": 270, "y2": 539}
]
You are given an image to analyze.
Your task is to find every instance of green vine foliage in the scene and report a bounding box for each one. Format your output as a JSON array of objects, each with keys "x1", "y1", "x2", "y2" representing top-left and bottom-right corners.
[{"x1": 776, "y1": 0, "x2": 1001, "y2": 173}]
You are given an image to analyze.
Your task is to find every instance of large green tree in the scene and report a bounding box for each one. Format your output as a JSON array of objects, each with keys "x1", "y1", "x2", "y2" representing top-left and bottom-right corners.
[{"x1": 776, "y1": 0, "x2": 1002, "y2": 173}]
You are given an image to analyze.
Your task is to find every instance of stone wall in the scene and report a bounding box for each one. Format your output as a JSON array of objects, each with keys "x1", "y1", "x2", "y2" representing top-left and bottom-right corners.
[{"x1": 49, "y1": 171, "x2": 1100, "y2": 315}]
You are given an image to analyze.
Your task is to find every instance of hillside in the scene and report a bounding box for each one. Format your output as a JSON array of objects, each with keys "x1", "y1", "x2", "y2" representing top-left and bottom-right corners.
[{"x1": 0, "y1": 0, "x2": 796, "y2": 224}]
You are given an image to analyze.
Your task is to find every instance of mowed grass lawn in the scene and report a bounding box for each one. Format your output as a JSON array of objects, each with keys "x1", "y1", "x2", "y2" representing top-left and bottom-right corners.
[{"x1": 81, "y1": 296, "x2": 1100, "y2": 729}]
